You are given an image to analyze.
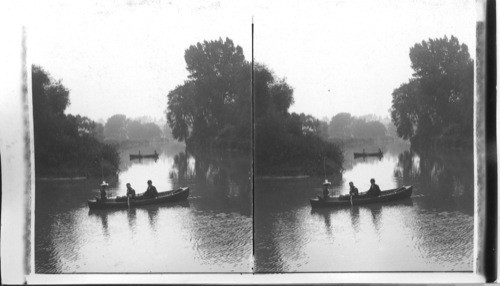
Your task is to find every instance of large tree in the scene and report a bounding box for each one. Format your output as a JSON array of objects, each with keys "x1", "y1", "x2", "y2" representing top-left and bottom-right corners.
[
  {"x1": 32, "y1": 65, "x2": 119, "y2": 177},
  {"x1": 104, "y1": 114, "x2": 128, "y2": 141},
  {"x1": 254, "y1": 65, "x2": 343, "y2": 175},
  {"x1": 166, "y1": 38, "x2": 251, "y2": 149},
  {"x1": 391, "y1": 36, "x2": 473, "y2": 145}
]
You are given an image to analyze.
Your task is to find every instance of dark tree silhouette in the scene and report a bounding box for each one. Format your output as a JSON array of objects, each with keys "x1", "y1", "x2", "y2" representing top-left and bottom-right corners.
[
  {"x1": 166, "y1": 38, "x2": 251, "y2": 149},
  {"x1": 104, "y1": 114, "x2": 128, "y2": 141},
  {"x1": 327, "y1": 112, "x2": 387, "y2": 140},
  {"x1": 254, "y1": 65, "x2": 343, "y2": 176},
  {"x1": 391, "y1": 36, "x2": 473, "y2": 147},
  {"x1": 32, "y1": 65, "x2": 119, "y2": 177}
]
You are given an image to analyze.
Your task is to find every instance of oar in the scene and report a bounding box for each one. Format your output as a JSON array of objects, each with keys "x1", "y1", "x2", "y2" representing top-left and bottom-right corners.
[
  {"x1": 127, "y1": 195, "x2": 130, "y2": 208},
  {"x1": 350, "y1": 194, "x2": 353, "y2": 207}
]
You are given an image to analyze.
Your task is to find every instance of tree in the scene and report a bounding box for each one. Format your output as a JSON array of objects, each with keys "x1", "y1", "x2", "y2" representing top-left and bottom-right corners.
[
  {"x1": 104, "y1": 114, "x2": 128, "y2": 141},
  {"x1": 328, "y1": 113, "x2": 353, "y2": 139},
  {"x1": 166, "y1": 38, "x2": 251, "y2": 149},
  {"x1": 32, "y1": 65, "x2": 119, "y2": 177},
  {"x1": 391, "y1": 36, "x2": 474, "y2": 145},
  {"x1": 254, "y1": 65, "x2": 343, "y2": 175}
]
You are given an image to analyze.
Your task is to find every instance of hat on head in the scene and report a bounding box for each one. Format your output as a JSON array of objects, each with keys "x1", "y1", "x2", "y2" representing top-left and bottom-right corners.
[
  {"x1": 323, "y1": 179, "x2": 331, "y2": 186},
  {"x1": 101, "y1": 181, "x2": 109, "y2": 187}
]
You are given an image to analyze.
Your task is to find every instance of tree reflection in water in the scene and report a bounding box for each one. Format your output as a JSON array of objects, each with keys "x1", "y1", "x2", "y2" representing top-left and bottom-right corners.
[
  {"x1": 145, "y1": 205, "x2": 159, "y2": 232},
  {"x1": 127, "y1": 208, "x2": 137, "y2": 231},
  {"x1": 169, "y1": 147, "x2": 252, "y2": 216},
  {"x1": 394, "y1": 148, "x2": 474, "y2": 215},
  {"x1": 350, "y1": 206, "x2": 360, "y2": 233},
  {"x1": 88, "y1": 209, "x2": 110, "y2": 238}
]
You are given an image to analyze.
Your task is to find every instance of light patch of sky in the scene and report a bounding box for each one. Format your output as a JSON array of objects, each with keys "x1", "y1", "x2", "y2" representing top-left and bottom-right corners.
[
  {"x1": 253, "y1": 0, "x2": 476, "y2": 120},
  {"x1": 28, "y1": 0, "x2": 252, "y2": 121},
  {"x1": 28, "y1": 0, "x2": 475, "y2": 122}
]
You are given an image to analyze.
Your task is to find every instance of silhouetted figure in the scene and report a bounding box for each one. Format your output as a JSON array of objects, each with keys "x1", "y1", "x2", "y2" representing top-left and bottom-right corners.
[
  {"x1": 366, "y1": 178, "x2": 381, "y2": 197},
  {"x1": 126, "y1": 183, "x2": 136, "y2": 198},
  {"x1": 349, "y1": 182, "x2": 359, "y2": 197},
  {"x1": 98, "y1": 181, "x2": 108, "y2": 201},
  {"x1": 322, "y1": 179, "x2": 331, "y2": 199},
  {"x1": 143, "y1": 180, "x2": 158, "y2": 198}
]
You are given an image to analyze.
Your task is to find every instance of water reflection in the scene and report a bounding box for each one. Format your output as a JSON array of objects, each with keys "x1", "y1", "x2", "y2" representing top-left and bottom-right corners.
[
  {"x1": 368, "y1": 204, "x2": 382, "y2": 236},
  {"x1": 350, "y1": 206, "x2": 360, "y2": 233},
  {"x1": 169, "y1": 147, "x2": 252, "y2": 216},
  {"x1": 255, "y1": 143, "x2": 474, "y2": 272},
  {"x1": 36, "y1": 142, "x2": 252, "y2": 273},
  {"x1": 394, "y1": 148, "x2": 474, "y2": 215},
  {"x1": 127, "y1": 208, "x2": 137, "y2": 231},
  {"x1": 146, "y1": 205, "x2": 159, "y2": 231}
]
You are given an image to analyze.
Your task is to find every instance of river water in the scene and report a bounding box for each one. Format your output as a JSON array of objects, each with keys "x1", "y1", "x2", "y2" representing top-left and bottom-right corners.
[
  {"x1": 254, "y1": 141, "x2": 474, "y2": 272},
  {"x1": 35, "y1": 142, "x2": 252, "y2": 273},
  {"x1": 36, "y1": 140, "x2": 474, "y2": 273}
]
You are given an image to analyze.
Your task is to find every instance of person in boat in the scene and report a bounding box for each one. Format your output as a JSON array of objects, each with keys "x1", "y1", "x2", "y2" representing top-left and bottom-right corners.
[
  {"x1": 126, "y1": 183, "x2": 136, "y2": 199},
  {"x1": 365, "y1": 178, "x2": 381, "y2": 197},
  {"x1": 322, "y1": 179, "x2": 331, "y2": 200},
  {"x1": 349, "y1": 182, "x2": 359, "y2": 197},
  {"x1": 98, "y1": 181, "x2": 108, "y2": 201},
  {"x1": 143, "y1": 180, "x2": 158, "y2": 199}
]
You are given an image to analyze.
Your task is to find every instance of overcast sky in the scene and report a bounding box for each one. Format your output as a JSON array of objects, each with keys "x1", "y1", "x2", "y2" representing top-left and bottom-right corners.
[{"x1": 28, "y1": 0, "x2": 476, "y2": 122}]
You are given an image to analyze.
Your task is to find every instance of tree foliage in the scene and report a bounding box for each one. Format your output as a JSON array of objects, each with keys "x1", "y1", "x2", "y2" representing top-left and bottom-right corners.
[
  {"x1": 103, "y1": 114, "x2": 163, "y2": 141},
  {"x1": 32, "y1": 65, "x2": 120, "y2": 177},
  {"x1": 166, "y1": 38, "x2": 251, "y2": 149},
  {"x1": 327, "y1": 112, "x2": 387, "y2": 139},
  {"x1": 254, "y1": 64, "x2": 343, "y2": 175},
  {"x1": 390, "y1": 36, "x2": 473, "y2": 146}
]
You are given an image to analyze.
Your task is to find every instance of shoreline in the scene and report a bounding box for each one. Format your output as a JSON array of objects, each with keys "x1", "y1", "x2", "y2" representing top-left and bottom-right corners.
[
  {"x1": 256, "y1": 175, "x2": 310, "y2": 180},
  {"x1": 37, "y1": 176, "x2": 87, "y2": 181}
]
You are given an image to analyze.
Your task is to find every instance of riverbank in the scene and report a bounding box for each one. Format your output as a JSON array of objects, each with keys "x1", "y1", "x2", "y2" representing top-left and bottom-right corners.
[{"x1": 37, "y1": 176, "x2": 87, "y2": 181}]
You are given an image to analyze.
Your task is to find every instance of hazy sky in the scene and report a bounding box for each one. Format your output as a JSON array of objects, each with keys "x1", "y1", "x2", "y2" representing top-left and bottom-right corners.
[{"x1": 28, "y1": 0, "x2": 476, "y2": 122}]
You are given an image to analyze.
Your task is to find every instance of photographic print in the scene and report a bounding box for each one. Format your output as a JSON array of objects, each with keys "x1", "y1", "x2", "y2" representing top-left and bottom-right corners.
[
  {"x1": 30, "y1": 0, "x2": 252, "y2": 273},
  {"x1": 0, "y1": 0, "x2": 491, "y2": 283},
  {"x1": 253, "y1": 0, "x2": 477, "y2": 272}
]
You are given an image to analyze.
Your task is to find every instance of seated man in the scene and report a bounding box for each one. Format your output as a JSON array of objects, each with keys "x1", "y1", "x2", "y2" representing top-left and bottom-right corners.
[
  {"x1": 126, "y1": 183, "x2": 136, "y2": 199},
  {"x1": 366, "y1": 178, "x2": 381, "y2": 197},
  {"x1": 143, "y1": 180, "x2": 158, "y2": 199},
  {"x1": 349, "y1": 182, "x2": 359, "y2": 197},
  {"x1": 97, "y1": 181, "x2": 108, "y2": 202},
  {"x1": 322, "y1": 179, "x2": 331, "y2": 200}
]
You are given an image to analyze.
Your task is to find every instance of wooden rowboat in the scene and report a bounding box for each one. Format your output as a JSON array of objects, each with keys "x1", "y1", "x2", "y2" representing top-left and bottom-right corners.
[
  {"x1": 310, "y1": 185, "x2": 412, "y2": 208},
  {"x1": 129, "y1": 153, "x2": 159, "y2": 160},
  {"x1": 353, "y1": 151, "x2": 383, "y2": 158},
  {"x1": 88, "y1": 187, "x2": 189, "y2": 210}
]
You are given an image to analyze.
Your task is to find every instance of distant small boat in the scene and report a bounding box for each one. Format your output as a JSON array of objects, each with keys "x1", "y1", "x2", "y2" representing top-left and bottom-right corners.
[
  {"x1": 129, "y1": 152, "x2": 159, "y2": 160},
  {"x1": 88, "y1": 187, "x2": 189, "y2": 210},
  {"x1": 310, "y1": 185, "x2": 413, "y2": 208},
  {"x1": 353, "y1": 150, "x2": 383, "y2": 158}
]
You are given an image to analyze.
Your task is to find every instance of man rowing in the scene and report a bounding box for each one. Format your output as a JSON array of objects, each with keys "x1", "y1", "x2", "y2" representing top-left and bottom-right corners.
[
  {"x1": 365, "y1": 178, "x2": 381, "y2": 197},
  {"x1": 126, "y1": 183, "x2": 136, "y2": 199},
  {"x1": 142, "y1": 180, "x2": 158, "y2": 199},
  {"x1": 349, "y1": 182, "x2": 359, "y2": 197},
  {"x1": 322, "y1": 179, "x2": 331, "y2": 200}
]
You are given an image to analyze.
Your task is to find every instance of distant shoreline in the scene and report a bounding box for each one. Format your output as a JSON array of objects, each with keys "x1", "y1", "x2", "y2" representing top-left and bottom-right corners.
[
  {"x1": 37, "y1": 176, "x2": 87, "y2": 181},
  {"x1": 256, "y1": 175, "x2": 310, "y2": 180}
]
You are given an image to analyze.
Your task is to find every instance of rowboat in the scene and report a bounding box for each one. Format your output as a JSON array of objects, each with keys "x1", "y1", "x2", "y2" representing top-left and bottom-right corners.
[
  {"x1": 310, "y1": 185, "x2": 412, "y2": 208},
  {"x1": 353, "y1": 151, "x2": 383, "y2": 158},
  {"x1": 88, "y1": 187, "x2": 189, "y2": 210},
  {"x1": 129, "y1": 153, "x2": 159, "y2": 160}
]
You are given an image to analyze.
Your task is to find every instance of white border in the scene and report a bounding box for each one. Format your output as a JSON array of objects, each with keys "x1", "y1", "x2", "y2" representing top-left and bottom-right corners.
[{"x1": 0, "y1": 0, "x2": 490, "y2": 284}]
